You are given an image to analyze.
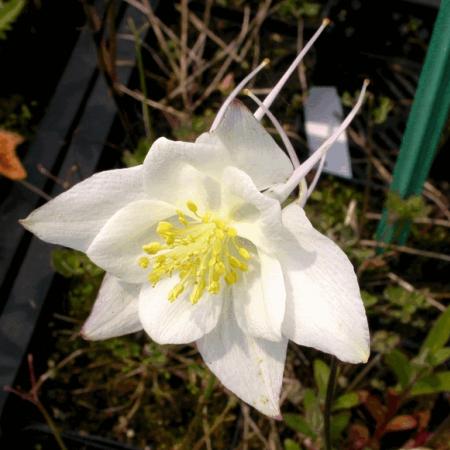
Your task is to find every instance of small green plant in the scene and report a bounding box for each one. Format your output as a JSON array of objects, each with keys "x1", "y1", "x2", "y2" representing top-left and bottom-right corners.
[
  {"x1": 122, "y1": 137, "x2": 153, "y2": 167},
  {"x1": 278, "y1": 0, "x2": 321, "y2": 19},
  {"x1": 0, "y1": 0, "x2": 26, "y2": 39}
]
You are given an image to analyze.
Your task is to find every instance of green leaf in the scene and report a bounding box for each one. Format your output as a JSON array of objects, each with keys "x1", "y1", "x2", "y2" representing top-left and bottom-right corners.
[
  {"x1": 122, "y1": 137, "x2": 152, "y2": 167},
  {"x1": 410, "y1": 371, "x2": 450, "y2": 396},
  {"x1": 361, "y1": 290, "x2": 378, "y2": 307},
  {"x1": 51, "y1": 249, "x2": 103, "y2": 278},
  {"x1": 332, "y1": 392, "x2": 360, "y2": 411},
  {"x1": 284, "y1": 439, "x2": 302, "y2": 450},
  {"x1": 420, "y1": 307, "x2": 450, "y2": 355},
  {"x1": 385, "y1": 349, "x2": 413, "y2": 388},
  {"x1": 331, "y1": 412, "x2": 351, "y2": 441},
  {"x1": 372, "y1": 96, "x2": 393, "y2": 124},
  {"x1": 314, "y1": 359, "x2": 330, "y2": 400},
  {"x1": 428, "y1": 347, "x2": 450, "y2": 367},
  {"x1": 303, "y1": 389, "x2": 322, "y2": 433},
  {"x1": 284, "y1": 414, "x2": 316, "y2": 438},
  {"x1": 0, "y1": 0, "x2": 26, "y2": 39}
]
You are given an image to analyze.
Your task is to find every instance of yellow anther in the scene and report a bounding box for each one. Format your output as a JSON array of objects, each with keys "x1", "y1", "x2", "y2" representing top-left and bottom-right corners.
[
  {"x1": 214, "y1": 219, "x2": 226, "y2": 229},
  {"x1": 138, "y1": 256, "x2": 149, "y2": 269},
  {"x1": 238, "y1": 247, "x2": 251, "y2": 259},
  {"x1": 143, "y1": 242, "x2": 162, "y2": 254},
  {"x1": 137, "y1": 203, "x2": 251, "y2": 303},
  {"x1": 157, "y1": 221, "x2": 173, "y2": 234},
  {"x1": 208, "y1": 281, "x2": 220, "y2": 294},
  {"x1": 214, "y1": 261, "x2": 226, "y2": 275},
  {"x1": 225, "y1": 270, "x2": 238, "y2": 285},
  {"x1": 176, "y1": 210, "x2": 188, "y2": 226},
  {"x1": 229, "y1": 255, "x2": 248, "y2": 271},
  {"x1": 168, "y1": 283, "x2": 185, "y2": 302},
  {"x1": 186, "y1": 200, "x2": 198, "y2": 213},
  {"x1": 190, "y1": 280, "x2": 205, "y2": 304}
]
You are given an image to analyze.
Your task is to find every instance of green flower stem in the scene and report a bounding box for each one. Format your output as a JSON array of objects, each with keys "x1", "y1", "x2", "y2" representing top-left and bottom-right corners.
[{"x1": 324, "y1": 356, "x2": 338, "y2": 450}]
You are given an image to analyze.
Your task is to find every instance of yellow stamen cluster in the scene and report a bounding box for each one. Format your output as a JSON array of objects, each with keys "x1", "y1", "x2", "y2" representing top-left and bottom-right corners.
[{"x1": 138, "y1": 201, "x2": 251, "y2": 304}]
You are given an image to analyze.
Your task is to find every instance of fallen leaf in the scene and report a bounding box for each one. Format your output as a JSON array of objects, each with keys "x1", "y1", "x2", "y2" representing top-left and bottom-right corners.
[{"x1": 0, "y1": 129, "x2": 26, "y2": 180}]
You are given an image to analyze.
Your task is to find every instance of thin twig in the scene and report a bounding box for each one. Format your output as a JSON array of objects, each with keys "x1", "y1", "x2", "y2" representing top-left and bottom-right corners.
[
  {"x1": 128, "y1": 17, "x2": 152, "y2": 139},
  {"x1": 137, "y1": 0, "x2": 181, "y2": 77},
  {"x1": 360, "y1": 240, "x2": 450, "y2": 263},
  {"x1": 179, "y1": 0, "x2": 190, "y2": 109},
  {"x1": 191, "y1": 5, "x2": 252, "y2": 110},
  {"x1": 346, "y1": 354, "x2": 381, "y2": 393},
  {"x1": 365, "y1": 212, "x2": 450, "y2": 228},
  {"x1": 186, "y1": 9, "x2": 244, "y2": 64},
  {"x1": 189, "y1": 0, "x2": 213, "y2": 66},
  {"x1": 116, "y1": 84, "x2": 187, "y2": 119},
  {"x1": 18, "y1": 179, "x2": 52, "y2": 201}
]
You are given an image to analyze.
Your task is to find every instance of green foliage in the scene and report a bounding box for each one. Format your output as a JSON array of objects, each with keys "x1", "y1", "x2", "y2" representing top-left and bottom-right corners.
[
  {"x1": 386, "y1": 191, "x2": 429, "y2": 221},
  {"x1": 0, "y1": 0, "x2": 25, "y2": 39},
  {"x1": 332, "y1": 392, "x2": 360, "y2": 411},
  {"x1": 306, "y1": 180, "x2": 362, "y2": 234},
  {"x1": 372, "y1": 330, "x2": 400, "y2": 354},
  {"x1": 278, "y1": 0, "x2": 321, "y2": 18},
  {"x1": 385, "y1": 349, "x2": 412, "y2": 389},
  {"x1": 172, "y1": 111, "x2": 214, "y2": 141},
  {"x1": 420, "y1": 306, "x2": 450, "y2": 355},
  {"x1": 372, "y1": 96, "x2": 393, "y2": 124},
  {"x1": 385, "y1": 307, "x2": 450, "y2": 399},
  {"x1": 122, "y1": 137, "x2": 152, "y2": 167},
  {"x1": 51, "y1": 248, "x2": 103, "y2": 278},
  {"x1": 410, "y1": 372, "x2": 450, "y2": 396},
  {"x1": 428, "y1": 347, "x2": 450, "y2": 367},
  {"x1": 303, "y1": 388, "x2": 322, "y2": 435},
  {"x1": 330, "y1": 412, "x2": 351, "y2": 442},
  {"x1": 361, "y1": 290, "x2": 378, "y2": 308},
  {"x1": 284, "y1": 439, "x2": 302, "y2": 450},
  {"x1": 313, "y1": 359, "x2": 330, "y2": 401},
  {"x1": 0, "y1": 95, "x2": 36, "y2": 134},
  {"x1": 382, "y1": 285, "x2": 430, "y2": 326},
  {"x1": 284, "y1": 413, "x2": 316, "y2": 438}
]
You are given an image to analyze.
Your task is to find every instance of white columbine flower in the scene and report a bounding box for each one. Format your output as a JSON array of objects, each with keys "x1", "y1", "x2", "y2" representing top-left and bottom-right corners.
[{"x1": 21, "y1": 25, "x2": 369, "y2": 417}]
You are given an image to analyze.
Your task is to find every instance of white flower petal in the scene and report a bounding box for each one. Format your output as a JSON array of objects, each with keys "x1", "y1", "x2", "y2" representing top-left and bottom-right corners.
[
  {"x1": 197, "y1": 300, "x2": 287, "y2": 417},
  {"x1": 143, "y1": 137, "x2": 229, "y2": 207},
  {"x1": 220, "y1": 166, "x2": 284, "y2": 254},
  {"x1": 87, "y1": 199, "x2": 175, "y2": 283},
  {"x1": 139, "y1": 279, "x2": 223, "y2": 344},
  {"x1": 279, "y1": 203, "x2": 370, "y2": 363},
  {"x1": 81, "y1": 274, "x2": 142, "y2": 340},
  {"x1": 233, "y1": 250, "x2": 285, "y2": 341},
  {"x1": 202, "y1": 100, "x2": 293, "y2": 190},
  {"x1": 20, "y1": 166, "x2": 145, "y2": 252}
]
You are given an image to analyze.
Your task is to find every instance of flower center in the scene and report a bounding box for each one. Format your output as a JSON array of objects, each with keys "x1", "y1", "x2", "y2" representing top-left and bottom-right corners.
[{"x1": 138, "y1": 201, "x2": 251, "y2": 304}]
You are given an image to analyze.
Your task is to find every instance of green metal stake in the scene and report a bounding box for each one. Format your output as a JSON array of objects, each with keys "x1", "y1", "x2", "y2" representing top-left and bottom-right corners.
[{"x1": 376, "y1": 0, "x2": 450, "y2": 245}]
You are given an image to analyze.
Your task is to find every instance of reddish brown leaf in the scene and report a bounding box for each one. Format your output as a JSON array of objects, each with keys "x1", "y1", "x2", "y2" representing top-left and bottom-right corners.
[
  {"x1": 385, "y1": 414, "x2": 418, "y2": 432},
  {"x1": 348, "y1": 423, "x2": 370, "y2": 450},
  {"x1": 415, "y1": 410, "x2": 431, "y2": 430},
  {"x1": 364, "y1": 394, "x2": 387, "y2": 424},
  {"x1": 0, "y1": 129, "x2": 26, "y2": 180}
]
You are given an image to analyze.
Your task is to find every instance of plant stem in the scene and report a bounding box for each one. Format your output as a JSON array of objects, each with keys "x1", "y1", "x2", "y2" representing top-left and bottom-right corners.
[
  {"x1": 35, "y1": 401, "x2": 68, "y2": 450},
  {"x1": 324, "y1": 356, "x2": 338, "y2": 450}
]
